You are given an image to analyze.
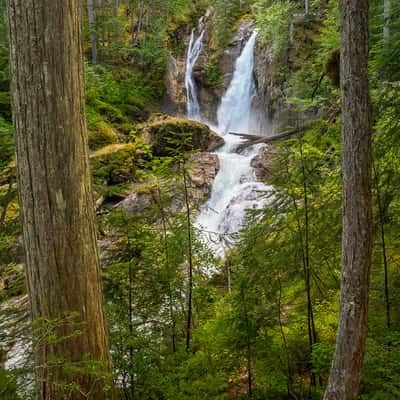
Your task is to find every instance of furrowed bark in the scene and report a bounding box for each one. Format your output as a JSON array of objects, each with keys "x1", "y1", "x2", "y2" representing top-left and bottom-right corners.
[
  {"x1": 323, "y1": 0, "x2": 372, "y2": 399},
  {"x1": 7, "y1": 1, "x2": 113, "y2": 398}
]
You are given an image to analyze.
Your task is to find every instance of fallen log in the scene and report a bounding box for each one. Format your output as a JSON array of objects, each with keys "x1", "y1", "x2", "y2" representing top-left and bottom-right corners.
[
  {"x1": 229, "y1": 132, "x2": 263, "y2": 140},
  {"x1": 230, "y1": 126, "x2": 307, "y2": 151}
]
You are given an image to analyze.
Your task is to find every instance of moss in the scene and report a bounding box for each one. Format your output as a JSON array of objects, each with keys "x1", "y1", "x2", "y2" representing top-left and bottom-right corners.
[
  {"x1": 118, "y1": 103, "x2": 150, "y2": 122},
  {"x1": 137, "y1": 116, "x2": 224, "y2": 157},
  {"x1": 88, "y1": 121, "x2": 118, "y2": 150},
  {"x1": 201, "y1": 63, "x2": 223, "y2": 87},
  {"x1": 90, "y1": 144, "x2": 138, "y2": 194}
]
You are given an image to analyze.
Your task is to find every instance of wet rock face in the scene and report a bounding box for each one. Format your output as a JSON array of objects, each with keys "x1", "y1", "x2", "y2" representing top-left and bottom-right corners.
[
  {"x1": 188, "y1": 152, "x2": 220, "y2": 201},
  {"x1": 218, "y1": 19, "x2": 255, "y2": 91},
  {"x1": 162, "y1": 54, "x2": 187, "y2": 115},
  {"x1": 251, "y1": 145, "x2": 279, "y2": 182},
  {"x1": 253, "y1": 16, "x2": 323, "y2": 134},
  {"x1": 253, "y1": 39, "x2": 293, "y2": 134}
]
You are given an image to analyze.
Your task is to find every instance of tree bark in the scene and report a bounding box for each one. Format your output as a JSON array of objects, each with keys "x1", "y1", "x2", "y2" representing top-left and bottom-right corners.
[
  {"x1": 7, "y1": 1, "x2": 113, "y2": 398},
  {"x1": 323, "y1": 0, "x2": 372, "y2": 399}
]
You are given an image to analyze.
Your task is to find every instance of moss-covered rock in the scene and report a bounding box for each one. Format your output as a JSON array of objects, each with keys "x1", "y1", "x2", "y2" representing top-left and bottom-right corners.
[
  {"x1": 90, "y1": 144, "x2": 138, "y2": 193},
  {"x1": 137, "y1": 116, "x2": 224, "y2": 157},
  {"x1": 88, "y1": 121, "x2": 119, "y2": 150}
]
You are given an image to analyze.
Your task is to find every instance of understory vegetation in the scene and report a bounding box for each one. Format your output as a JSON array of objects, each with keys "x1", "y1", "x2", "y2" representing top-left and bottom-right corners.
[{"x1": 1, "y1": 0, "x2": 400, "y2": 399}]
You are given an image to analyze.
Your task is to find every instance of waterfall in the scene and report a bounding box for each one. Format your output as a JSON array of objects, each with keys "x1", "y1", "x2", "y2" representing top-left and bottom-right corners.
[
  {"x1": 195, "y1": 31, "x2": 271, "y2": 257},
  {"x1": 217, "y1": 31, "x2": 257, "y2": 135},
  {"x1": 185, "y1": 19, "x2": 205, "y2": 121}
]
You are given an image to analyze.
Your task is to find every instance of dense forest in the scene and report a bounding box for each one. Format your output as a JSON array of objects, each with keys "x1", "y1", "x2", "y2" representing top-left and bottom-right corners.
[{"x1": 0, "y1": 0, "x2": 400, "y2": 399}]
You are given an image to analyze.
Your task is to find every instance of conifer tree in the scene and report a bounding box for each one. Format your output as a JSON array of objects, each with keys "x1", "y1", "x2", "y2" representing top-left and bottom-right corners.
[{"x1": 7, "y1": 0, "x2": 113, "y2": 398}]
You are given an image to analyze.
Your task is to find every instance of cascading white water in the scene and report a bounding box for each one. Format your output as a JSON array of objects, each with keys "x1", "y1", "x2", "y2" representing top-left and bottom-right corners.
[
  {"x1": 195, "y1": 31, "x2": 271, "y2": 257},
  {"x1": 217, "y1": 32, "x2": 257, "y2": 135},
  {"x1": 185, "y1": 18, "x2": 205, "y2": 121}
]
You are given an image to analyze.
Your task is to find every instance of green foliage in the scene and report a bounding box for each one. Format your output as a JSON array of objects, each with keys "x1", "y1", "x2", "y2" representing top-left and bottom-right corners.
[
  {"x1": 0, "y1": 0, "x2": 9, "y2": 91},
  {"x1": 202, "y1": 63, "x2": 223, "y2": 87},
  {"x1": 0, "y1": 369, "x2": 19, "y2": 400},
  {"x1": 361, "y1": 335, "x2": 400, "y2": 399},
  {"x1": 98, "y1": 147, "x2": 218, "y2": 398},
  {"x1": 0, "y1": 3, "x2": 12, "y2": 169},
  {"x1": 0, "y1": 117, "x2": 13, "y2": 169},
  {"x1": 311, "y1": 342, "x2": 335, "y2": 376},
  {"x1": 370, "y1": 1, "x2": 400, "y2": 81},
  {"x1": 85, "y1": 64, "x2": 155, "y2": 126},
  {"x1": 0, "y1": 91, "x2": 11, "y2": 120},
  {"x1": 256, "y1": 0, "x2": 295, "y2": 57},
  {"x1": 132, "y1": 19, "x2": 169, "y2": 73},
  {"x1": 30, "y1": 313, "x2": 114, "y2": 398},
  {"x1": 209, "y1": 0, "x2": 253, "y2": 48}
]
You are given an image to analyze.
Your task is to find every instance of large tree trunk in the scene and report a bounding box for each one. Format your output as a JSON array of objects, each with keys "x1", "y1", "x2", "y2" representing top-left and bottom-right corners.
[
  {"x1": 323, "y1": 0, "x2": 372, "y2": 399},
  {"x1": 7, "y1": 1, "x2": 113, "y2": 398}
]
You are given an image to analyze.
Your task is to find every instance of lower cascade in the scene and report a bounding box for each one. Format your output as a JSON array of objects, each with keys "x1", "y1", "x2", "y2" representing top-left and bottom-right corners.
[{"x1": 188, "y1": 30, "x2": 271, "y2": 256}]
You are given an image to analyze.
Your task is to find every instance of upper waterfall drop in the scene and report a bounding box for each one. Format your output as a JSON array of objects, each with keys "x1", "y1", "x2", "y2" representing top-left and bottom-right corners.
[
  {"x1": 217, "y1": 31, "x2": 258, "y2": 135},
  {"x1": 185, "y1": 19, "x2": 205, "y2": 121}
]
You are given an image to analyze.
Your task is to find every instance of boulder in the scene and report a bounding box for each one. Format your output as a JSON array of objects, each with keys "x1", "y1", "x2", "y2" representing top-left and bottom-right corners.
[
  {"x1": 90, "y1": 144, "x2": 138, "y2": 187},
  {"x1": 138, "y1": 116, "x2": 224, "y2": 156}
]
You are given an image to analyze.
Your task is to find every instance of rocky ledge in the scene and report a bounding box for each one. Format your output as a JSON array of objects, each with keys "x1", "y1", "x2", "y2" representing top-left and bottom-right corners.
[{"x1": 113, "y1": 151, "x2": 220, "y2": 216}]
